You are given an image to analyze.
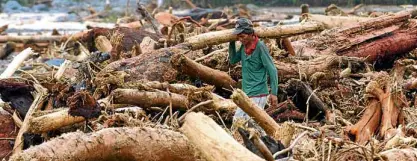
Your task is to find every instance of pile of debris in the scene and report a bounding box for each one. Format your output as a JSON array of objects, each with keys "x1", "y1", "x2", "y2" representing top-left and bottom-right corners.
[{"x1": 2, "y1": 2, "x2": 417, "y2": 161}]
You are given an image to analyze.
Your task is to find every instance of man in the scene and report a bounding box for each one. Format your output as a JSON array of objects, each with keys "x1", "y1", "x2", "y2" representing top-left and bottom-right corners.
[{"x1": 229, "y1": 18, "x2": 278, "y2": 122}]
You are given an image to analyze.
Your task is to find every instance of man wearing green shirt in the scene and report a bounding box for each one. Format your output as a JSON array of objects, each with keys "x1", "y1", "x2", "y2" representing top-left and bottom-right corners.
[{"x1": 229, "y1": 18, "x2": 279, "y2": 123}]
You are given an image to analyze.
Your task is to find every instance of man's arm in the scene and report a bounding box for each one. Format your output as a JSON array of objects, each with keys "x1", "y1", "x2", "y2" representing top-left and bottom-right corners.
[
  {"x1": 259, "y1": 44, "x2": 278, "y2": 96},
  {"x1": 229, "y1": 41, "x2": 242, "y2": 64}
]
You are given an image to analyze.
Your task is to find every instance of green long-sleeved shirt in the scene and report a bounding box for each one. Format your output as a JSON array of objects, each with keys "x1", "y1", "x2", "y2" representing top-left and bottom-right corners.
[{"x1": 229, "y1": 41, "x2": 278, "y2": 96}]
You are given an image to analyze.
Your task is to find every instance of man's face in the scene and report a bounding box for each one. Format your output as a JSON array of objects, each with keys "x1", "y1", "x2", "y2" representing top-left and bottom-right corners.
[{"x1": 237, "y1": 33, "x2": 251, "y2": 45}]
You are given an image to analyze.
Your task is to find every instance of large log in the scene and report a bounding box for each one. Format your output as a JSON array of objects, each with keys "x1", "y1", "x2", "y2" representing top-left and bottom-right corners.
[
  {"x1": 231, "y1": 89, "x2": 284, "y2": 141},
  {"x1": 11, "y1": 127, "x2": 199, "y2": 161},
  {"x1": 171, "y1": 53, "x2": 237, "y2": 90},
  {"x1": 183, "y1": 22, "x2": 324, "y2": 50},
  {"x1": 293, "y1": 10, "x2": 417, "y2": 63},
  {"x1": 180, "y1": 112, "x2": 263, "y2": 161}
]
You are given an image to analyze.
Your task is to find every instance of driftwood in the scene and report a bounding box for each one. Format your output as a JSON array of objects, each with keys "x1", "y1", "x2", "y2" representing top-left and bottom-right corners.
[
  {"x1": 171, "y1": 53, "x2": 237, "y2": 89},
  {"x1": 27, "y1": 109, "x2": 84, "y2": 134},
  {"x1": 180, "y1": 112, "x2": 263, "y2": 161},
  {"x1": 293, "y1": 10, "x2": 417, "y2": 63},
  {"x1": 231, "y1": 89, "x2": 285, "y2": 141},
  {"x1": 11, "y1": 127, "x2": 199, "y2": 161},
  {"x1": 0, "y1": 110, "x2": 17, "y2": 160},
  {"x1": 184, "y1": 22, "x2": 324, "y2": 50},
  {"x1": 379, "y1": 148, "x2": 417, "y2": 160},
  {"x1": 0, "y1": 48, "x2": 34, "y2": 79},
  {"x1": 109, "y1": 89, "x2": 189, "y2": 110}
]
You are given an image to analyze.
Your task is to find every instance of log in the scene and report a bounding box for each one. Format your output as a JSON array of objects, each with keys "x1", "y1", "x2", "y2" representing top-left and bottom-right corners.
[
  {"x1": 183, "y1": 22, "x2": 324, "y2": 50},
  {"x1": 0, "y1": 48, "x2": 34, "y2": 79},
  {"x1": 110, "y1": 89, "x2": 189, "y2": 110},
  {"x1": 180, "y1": 112, "x2": 263, "y2": 161},
  {"x1": 231, "y1": 89, "x2": 284, "y2": 141},
  {"x1": 11, "y1": 127, "x2": 199, "y2": 161},
  {"x1": 27, "y1": 109, "x2": 84, "y2": 134},
  {"x1": 346, "y1": 99, "x2": 382, "y2": 145},
  {"x1": 171, "y1": 53, "x2": 237, "y2": 90},
  {"x1": 292, "y1": 10, "x2": 417, "y2": 63}
]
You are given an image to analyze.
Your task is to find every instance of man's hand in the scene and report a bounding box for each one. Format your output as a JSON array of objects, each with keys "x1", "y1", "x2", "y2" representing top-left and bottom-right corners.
[{"x1": 269, "y1": 94, "x2": 278, "y2": 108}]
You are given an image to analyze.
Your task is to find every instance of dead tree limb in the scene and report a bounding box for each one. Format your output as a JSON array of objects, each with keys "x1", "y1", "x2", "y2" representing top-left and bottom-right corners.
[
  {"x1": 180, "y1": 112, "x2": 263, "y2": 161},
  {"x1": 171, "y1": 54, "x2": 237, "y2": 90},
  {"x1": 11, "y1": 127, "x2": 199, "y2": 161}
]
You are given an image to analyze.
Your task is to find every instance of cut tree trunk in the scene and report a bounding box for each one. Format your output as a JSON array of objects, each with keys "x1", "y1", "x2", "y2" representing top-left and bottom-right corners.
[
  {"x1": 171, "y1": 53, "x2": 237, "y2": 90},
  {"x1": 292, "y1": 10, "x2": 417, "y2": 63},
  {"x1": 180, "y1": 112, "x2": 263, "y2": 161},
  {"x1": 109, "y1": 89, "x2": 189, "y2": 110},
  {"x1": 11, "y1": 127, "x2": 200, "y2": 161},
  {"x1": 231, "y1": 89, "x2": 286, "y2": 141},
  {"x1": 183, "y1": 22, "x2": 324, "y2": 50},
  {"x1": 346, "y1": 99, "x2": 382, "y2": 145}
]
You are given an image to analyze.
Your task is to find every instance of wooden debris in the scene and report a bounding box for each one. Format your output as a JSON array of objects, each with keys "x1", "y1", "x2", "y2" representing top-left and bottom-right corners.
[
  {"x1": 180, "y1": 112, "x2": 263, "y2": 161},
  {"x1": 11, "y1": 127, "x2": 199, "y2": 161}
]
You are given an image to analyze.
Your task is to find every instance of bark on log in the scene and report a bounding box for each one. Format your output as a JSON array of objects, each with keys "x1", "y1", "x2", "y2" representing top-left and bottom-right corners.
[
  {"x1": 293, "y1": 10, "x2": 417, "y2": 63},
  {"x1": 11, "y1": 127, "x2": 200, "y2": 161},
  {"x1": 183, "y1": 22, "x2": 324, "y2": 50},
  {"x1": 180, "y1": 112, "x2": 263, "y2": 161},
  {"x1": 27, "y1": 109, "x2": 84, "y2": 134},
  {"x1": 231, "y1": 89, "x2": 284, "y2": 141},
  {"x1": 346, "y1": 99, "x2": 382, "y2": 145},
  {"x1": 171, "y1": 53, "x2": 237, "y2": 90},
  {"x1": 110, "y1": 89, "x2": 189, "y2": 110}
]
